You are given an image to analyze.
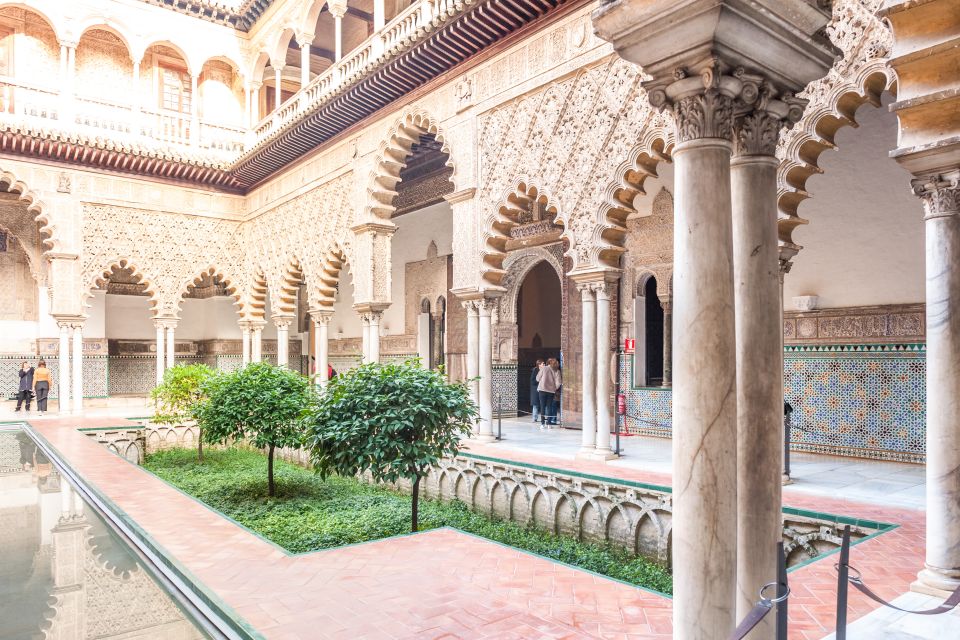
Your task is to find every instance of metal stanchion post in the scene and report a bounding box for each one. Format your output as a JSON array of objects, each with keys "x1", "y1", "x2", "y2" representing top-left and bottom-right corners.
[
  {"x1": 835, "y1": 525, "x2": 851, "y2": 640},
  {"x1": 776, "y1": 541, "x2": 788, "y2": 640},
  {"x1": 784, "y1": 411, "x2": 792, "y2": 479},
  {"x1": 497, "y1": 393, "x2": 502, "y2": 441}
]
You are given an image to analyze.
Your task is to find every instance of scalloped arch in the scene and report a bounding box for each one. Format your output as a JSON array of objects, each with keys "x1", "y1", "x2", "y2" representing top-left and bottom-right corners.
[
  {"x1": 171, "y1": 264, "x2": 243, "y2": 318},
  {"x1": 0, "y1": 169, "x2": 60, "y2": 253},
  {"x1": 363, "y1": 108, "x2": 456, "y2": 223},
  {"x1": 85, "y1": 257, "x2": 161, "y2": 313}
]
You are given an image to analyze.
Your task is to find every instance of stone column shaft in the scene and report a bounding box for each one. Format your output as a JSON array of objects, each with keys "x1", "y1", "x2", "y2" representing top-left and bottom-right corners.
[
  {"x1": 315, "y1": 314, "x2": 330, "y2": 387},
  {"x1": 155, "y1": 322, "x2": 166, "y2": 384},
  {"x1": 662, "y1": 301, "x2": 673, "y2": 386},
  {"x1": 476, "y1": 300, "x2": 496, "y2": 442},
  {"x1": 579, "y1": 285, "x2": 597, "y2": 453},
  {"x1": 57, "y1": 323, "x2": 71, "y2": 414},
  {"x1": 465, "y1": 302, "x2": 479, "y2": 407},
  {"x1": 165, "y1": 326, "x2": 175, "y2": 370},
  {"x1": 252, "y1": 326, "x2": 263, "y2": 362},
  {"x1": 671, "y1": 131, "x2": 738, "y2": 637},
  {"x1": 274, "y1": 317, "x2": 292, "y2": 367},
  {"x1": 241, "y1": 325, "x2": 251, "y2": 365},
  {"x1": 915, "y1": 172, "x2": 960, "y2": 594},
  {"x1": 299, "y1": 42, "x2": 311, "y2": 88},
  {"x1": 732, "y1": 120, "x2": 784, "y2": 635},
  {"x1": 595, "y1": 282, "x2": 615, "y2": 457},
  {"x1": 368, "y1": 313, "x2": 381, "y2": 363},
  {"x1": 334, "y1": 15, "x2": 344, "y2": 61},
  {"x1": 71, "y1": 325, "x2": 83, "y2": 413},
  {"x1": 273, "y1": 67, "x2": 283, "y2": 110}
]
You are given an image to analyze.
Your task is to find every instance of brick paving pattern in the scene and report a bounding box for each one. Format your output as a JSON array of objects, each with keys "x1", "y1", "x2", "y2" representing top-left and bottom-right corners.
[{"x1": 25, "y1": 417, "x2": 925, "y2": 639}]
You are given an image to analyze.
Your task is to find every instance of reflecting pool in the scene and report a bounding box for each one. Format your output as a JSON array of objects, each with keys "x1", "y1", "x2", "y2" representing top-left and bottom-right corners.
[{"x1": 0, "y1": 428, "x2": 209, "y2": 640}]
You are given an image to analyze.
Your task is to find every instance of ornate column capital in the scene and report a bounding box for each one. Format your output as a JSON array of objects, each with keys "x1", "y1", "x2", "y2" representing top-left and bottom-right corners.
[
  {"x1": 732, "y1": 80, "x2": 807, "y2": 157},
  {"x1": 310, "y1": 309, "x2": 334, "y2": 325},
  {"x1": 912, "y1": 170, "x2": 960, "y2": 221},
  {"x1": 576, "y1": 282, "x2": 596, "y2": 300},
  {"x1": 272, "y1": 314, "x2": 296, "y2": 329}
]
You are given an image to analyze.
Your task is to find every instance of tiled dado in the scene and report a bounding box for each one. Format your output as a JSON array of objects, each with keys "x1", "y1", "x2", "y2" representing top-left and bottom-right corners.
[
  {"x1": 0, "y1": 355, "x2": 107, "y2": 399},
  {"x1": 617, "y1": 344, "x2": 927, "y2": 463}
]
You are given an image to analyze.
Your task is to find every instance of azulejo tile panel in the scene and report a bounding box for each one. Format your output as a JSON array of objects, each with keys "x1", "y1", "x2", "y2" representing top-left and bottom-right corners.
[
  {"x1": 493, "y1": 363, "x2": 518, "y2": 416},
  {"x1": 0, "y1": 355, "x2": 107, "y2": 399},
  {"x1": 617, "y1": 344, "x2": 927, "y2": 463}
]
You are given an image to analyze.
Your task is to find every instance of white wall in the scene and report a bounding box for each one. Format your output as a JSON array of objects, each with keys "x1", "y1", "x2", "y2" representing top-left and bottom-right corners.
[
  {"x1": 104, "y1": 294, "x2": 153, "y2": 339},
  {"x1": 85, "y1": 290, "x2": 107, "y2": 338},
  {"x1": 179, "y1": 297, "x2": 242, "y2": 339},
  {"x1": 387, "y1": 201, "x2": 454, "y2": 335},
  {"x1": 330, "y1": 261, "x2": 362, "y2": 339},
  {"x1": 784, "y1": 97, "x2": 924, "y2": 309}
]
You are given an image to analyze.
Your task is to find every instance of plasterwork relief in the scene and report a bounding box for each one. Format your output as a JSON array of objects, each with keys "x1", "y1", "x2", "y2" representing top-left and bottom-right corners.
[{"x1": 621, "y1": 187, "x2": 673, "y2": 324}]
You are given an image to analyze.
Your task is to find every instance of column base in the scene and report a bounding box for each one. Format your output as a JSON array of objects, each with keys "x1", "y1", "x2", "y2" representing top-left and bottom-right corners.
[
  {"x1": 912, "y1": 569, "x2": 960, "y2": 598},
  {"x1": 588, "y1": 448, "x2": 619, "y2": 461},
  {"x1": 781, "y1": 474, "x2": 793, "y2": 485},
  {"x1": 575, "y1": 446, "x2": 598, "y2": 460}
]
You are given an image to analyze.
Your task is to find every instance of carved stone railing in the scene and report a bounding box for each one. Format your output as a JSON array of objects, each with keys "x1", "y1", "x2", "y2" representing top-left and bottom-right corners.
[
  {"x1": 248, "y1": 0, "x2": 466, "y2": 147},
  {"x1": 0, "y1": 77, "x2": 245, "y2": 159}
]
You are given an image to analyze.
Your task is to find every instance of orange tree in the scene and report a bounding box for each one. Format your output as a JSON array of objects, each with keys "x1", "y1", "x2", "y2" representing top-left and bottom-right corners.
[{"x1": 303, "y1": 360, "x2": 476, "y2": 532}]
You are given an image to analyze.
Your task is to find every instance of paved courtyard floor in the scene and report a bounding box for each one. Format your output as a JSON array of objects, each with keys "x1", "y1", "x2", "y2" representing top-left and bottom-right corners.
[
  {"x1": 488, "y1": 420, "x2": 927, "y2": 510},
  {"x1": 8, "y1": 408, "x2": 956, "y2": 639}
]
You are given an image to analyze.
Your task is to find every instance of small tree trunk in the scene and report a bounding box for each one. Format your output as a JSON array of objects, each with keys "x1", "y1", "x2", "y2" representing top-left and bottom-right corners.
[
  {"x1": 268, "y1": 443, "x2": 275, "y2": 497},
  {"x1": 197, "y1": 427, "x2": 204, "y2": 463},
  {"x1": 411, "y1": 475, "x2": 420, "y2": 533}
]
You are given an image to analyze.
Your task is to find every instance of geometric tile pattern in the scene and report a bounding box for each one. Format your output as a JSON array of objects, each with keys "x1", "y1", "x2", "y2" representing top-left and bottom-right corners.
[
  {"x1": 617, "y1": 344, "x2": 927, "y2": 462},
  {"x1": 492, "y1": 363, "x2": 518, "y2": 417},
  {"x1": 0, "y1": 354, "x2": 108, "y2": 399}
]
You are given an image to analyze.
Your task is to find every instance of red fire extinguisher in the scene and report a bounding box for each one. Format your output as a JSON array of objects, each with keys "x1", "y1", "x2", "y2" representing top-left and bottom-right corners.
[{"x1": 617, "y1": 393, "x2": 626, "y2": 416}]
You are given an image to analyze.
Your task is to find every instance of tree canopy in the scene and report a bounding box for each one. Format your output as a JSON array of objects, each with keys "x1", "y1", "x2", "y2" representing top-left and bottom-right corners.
[{"x1": 151, "y1": 363, "x2": 216, "y2": 461}]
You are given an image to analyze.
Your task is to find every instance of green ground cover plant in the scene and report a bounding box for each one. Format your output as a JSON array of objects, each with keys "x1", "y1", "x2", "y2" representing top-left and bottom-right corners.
[{"x1": 144, "y1": 447, "x2": 673, "y2": 595}]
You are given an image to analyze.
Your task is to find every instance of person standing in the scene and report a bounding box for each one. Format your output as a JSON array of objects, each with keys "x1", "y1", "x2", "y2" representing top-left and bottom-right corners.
[
  {"x1": 33, "y1": 360, "x2": 51, "y2": 415},
  {"x1": 15, "y1": 361, "x2": 34, "y2": 411},
  {"x1": 536, "y1": 357, "x2": 559, "y2": 431},
  {"x1": 530, "y1": 359, "x2": 544, "y2": 423},
  {"x1": 549, "y1": 358, "x2": 562, "y2": 426}
]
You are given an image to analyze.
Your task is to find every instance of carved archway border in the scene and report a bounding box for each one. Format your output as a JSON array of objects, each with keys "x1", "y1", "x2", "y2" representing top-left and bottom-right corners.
[
  {"x1": 84, "y1": 257, "x2": 161, "y2": 314},
  {"x1": 312, "y1": 241, "x2": 353, "y2": 309},
  {"x1": 777, "y1": 60, "x2": 895, "y2": 248},
  {"x1": 481, "y1": 180, "x2": 564, "y2": 286},
  {"x1": 0, "y1": 168, "x2": 60, "y2": 254},
  {"x1": 269, "y1": 254, "x2": 305, "y2": 317},
  {"x1": 170, "y1": 264, "x2": 243, "y2": 319},
  {"x1": 498, "y1": 245, "x2": 565, "y2": 325},
  {"x1": 364, "y1": 107, "x2": 456, "y2": 223}
]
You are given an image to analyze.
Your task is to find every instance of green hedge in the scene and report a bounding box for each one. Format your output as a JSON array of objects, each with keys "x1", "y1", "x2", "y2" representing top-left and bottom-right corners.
[{"x1": 144, "y1": 447, "x2": 672, "y2": 594}]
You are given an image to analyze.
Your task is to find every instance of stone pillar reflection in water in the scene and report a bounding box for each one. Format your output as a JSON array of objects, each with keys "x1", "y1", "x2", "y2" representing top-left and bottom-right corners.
[
  {"x1": 914, "y1": 171, "x2": 960, "y2": 594},
  {"x1": 731, "y1": 92, "x2": 801, "y2": 635},
  {"x1": 577, "y1": 283, "x2": 597, "y2": 454},
  {"x1": 668, "y1": 78, "x2": 739, "y2": 636},
  {"x1": 57, "y1": 322, "x2": 71, "y2": 414}
]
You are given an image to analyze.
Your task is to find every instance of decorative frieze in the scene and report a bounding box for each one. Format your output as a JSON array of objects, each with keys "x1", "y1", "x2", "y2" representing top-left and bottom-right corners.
[{"x1": 783, "y1": 304, "x2": 925, "y2": 345}]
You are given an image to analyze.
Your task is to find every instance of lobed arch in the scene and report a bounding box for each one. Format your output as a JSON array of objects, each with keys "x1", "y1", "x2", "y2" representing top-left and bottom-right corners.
[
  {"x1": 171, "y1": 265, "x2": 243, "y2": 319},
  {"x1": 364, "y1": 108, "x2": 456, "y2": 223},
  {"x1": 268, "y1": 255, "x2": 306, "y2": 317},
  {"x1": 0, "y1": 169, "x2": 59, "y2": 253},
  {"x1": 240, "y1": 271, "x2": 269, "y2": 321},
  {"x1": 481, "y1": 180, "x2": 563, "y2": 286},
  {"x1": 85, "y1": 258, "x2": 161, "y2": 314},
  {"x1": 312, "y1": 243, "x2": 352, "y2": 309},
  {"x1": 776, "y1": 62, "x2": 895, "y2": 248}
]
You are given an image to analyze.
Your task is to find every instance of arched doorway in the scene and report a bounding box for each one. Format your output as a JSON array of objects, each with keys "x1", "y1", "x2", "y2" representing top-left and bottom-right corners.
[
  {"x1": 634, "y1": 275, "x2": 664, "y2": 387},
  {"x1": 516, "y1": 261, "x2": 562, "y2": 419}
]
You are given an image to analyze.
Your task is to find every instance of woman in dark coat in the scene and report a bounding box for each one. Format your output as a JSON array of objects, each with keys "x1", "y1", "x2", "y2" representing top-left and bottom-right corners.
[{"x1": 15, "y1": 361, "x2": 34, "y2": 411}]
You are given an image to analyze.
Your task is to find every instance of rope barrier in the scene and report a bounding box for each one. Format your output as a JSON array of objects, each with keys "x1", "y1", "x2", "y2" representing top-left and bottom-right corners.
[{"x1": 728, "y1": 542, "x2": 790, "y2": 640}]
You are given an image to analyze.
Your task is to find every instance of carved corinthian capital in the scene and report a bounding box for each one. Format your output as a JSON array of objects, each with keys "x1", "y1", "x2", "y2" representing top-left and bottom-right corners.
[
  {"x1": 732, "y1": 74, "x2": 809, "y2": 157},
  {"x1": 912, "y1": 170, "x2": 960, "y2": 221}
]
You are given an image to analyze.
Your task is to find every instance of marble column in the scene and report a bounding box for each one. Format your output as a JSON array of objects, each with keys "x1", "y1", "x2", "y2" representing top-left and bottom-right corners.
[
  {"x1": 314, "y1": 312, "x2": 331, "y2": 387},
  {"x1": 273, "y1": 66, "x2": 283, "y2": 110},
  {"x1": 57, "y1": 322, "x2": 71, "y2": 414},
  {"x1": 464, "y1": 301, "x2": 479, "y2": 407},
  {"x1": 298, "y1": 38, "x2": 311, "y2": 88},
  {"x1": 594, "y1": 280, "x2": 616, "y2": 458},
  {"x1": 249, "y1": 82, "x2": 261, "y2": 128},
  {"x1": 661, "y1": 299, "x2": 673, "y2": 387},
  {"x1": 578, "y1": 284, "x2": 597, "y2": 454},
  {"x1": 476, "y1": 299, "x2": 496, "y2": 442},
  {"x1": 165, "y1": 325, "x2": 176, "y2": 370},
  {"x1": 332, "y1": 7, "x2": 345, "y2": 61},
  {"x1": 359, "y1": 313, "x2": 371, "y2": 362},
  {"x1": 190, "y1": 73, "x2": 199, "y2": 144},
  {"x1": 669, "y1": 80, "x2": 739, "y2": 636},
  {"x1": 71, "y1": 323, "x2": 83, "y2": 413},
  {"x1": 274, "y1": 316, "x2": 292, "y2": 367},
  {"x1": 367, "y1": 311, "x2": 381, "y2": 363},
  {"x1": 155, "y1": 321, "x2": 166, "y2": 384},
  {"x1": 241, "y1": 323, "x2": 251, "y2": 365},
  {"x1": 732, "y1": 101, "x2": 792, "y2": 634},
  {"x1": 251, "y1": 323, "x2": 264, "y2": 363},
  {"x1": 914, "y1": 171, "x2": 960, "y2": 595}
]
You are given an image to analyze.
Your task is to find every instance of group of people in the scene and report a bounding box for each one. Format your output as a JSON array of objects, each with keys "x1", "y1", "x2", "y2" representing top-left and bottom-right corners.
[
  {"x1": 14, "y1": 360, "x2": 52, "y2": 414},
  {"x1": 531, "y1": 358, "x2": 562, "y2": 430}
]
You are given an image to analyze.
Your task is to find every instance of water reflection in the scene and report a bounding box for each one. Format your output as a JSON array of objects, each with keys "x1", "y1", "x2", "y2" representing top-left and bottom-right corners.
[{"x1": 0, "y1": 429, "x2": 207, "y2": 640}]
